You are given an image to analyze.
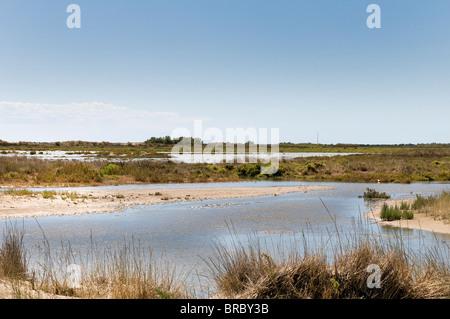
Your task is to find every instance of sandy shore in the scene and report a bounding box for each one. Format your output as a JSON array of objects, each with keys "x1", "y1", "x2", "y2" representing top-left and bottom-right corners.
[
  {"x1": 0, "y1": 185, "x2": 333, "y2": 219},
  {"x1": 365, "y1": 198, "x2": 450, "y2": 235}
]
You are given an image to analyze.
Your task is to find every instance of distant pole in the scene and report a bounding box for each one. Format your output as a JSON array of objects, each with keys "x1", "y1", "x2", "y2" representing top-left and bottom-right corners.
[{"x1": 317, "y1": 133, "x2": 319, "y2": 144}]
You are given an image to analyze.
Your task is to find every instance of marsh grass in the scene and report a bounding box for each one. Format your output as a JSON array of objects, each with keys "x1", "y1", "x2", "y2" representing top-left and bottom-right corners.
[
  {"x1": 362, "y1": 188, "x2": 391, "y2": 200},
  {"x1": 0, "y1": 222, "x2": 27, "y2": 280},
  {"x1": 204, "y1": 222, "x2": 450, "y2": 299},
  {"x1": 2, "y1": 189, "x2": 87, "y2": 202},
  {"x1": 412, "y1": 191, "x2": 450, "y2": 223},
  {"x1": 2, "y1": 147, "x2": 450, "y2": 187},
  {"x1": 4, "y1": 189, "x2": 36, "y2": 197},
  {"x1": 1, "y1": 217, "x2": 449, "y2": 299},
  {"x1": 2, "y1": 222, "x2": 192, "y2": 299},
  {"x1": 380, "y1": 202, "x2": 414, "y2": 221}
]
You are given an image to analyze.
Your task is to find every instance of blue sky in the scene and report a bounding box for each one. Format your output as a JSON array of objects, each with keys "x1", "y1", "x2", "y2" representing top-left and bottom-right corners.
[{"x1": 0, "y1": 0, "x2": 449, "y2": 144}]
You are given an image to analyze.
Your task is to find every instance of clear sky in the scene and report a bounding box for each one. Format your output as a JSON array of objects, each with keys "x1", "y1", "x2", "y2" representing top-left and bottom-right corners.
[{"x1": 0, "y1": 0, "x2": 449, "y2": 144}]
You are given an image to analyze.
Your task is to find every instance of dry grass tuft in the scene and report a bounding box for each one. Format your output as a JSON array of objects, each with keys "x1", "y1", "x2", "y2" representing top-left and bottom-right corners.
[
  {"x1": 1, "y1": 221, "x2": 449, "y2": 299},
  {"x1": 205, "y1": 230, "x2": 450, "y2": 299}
]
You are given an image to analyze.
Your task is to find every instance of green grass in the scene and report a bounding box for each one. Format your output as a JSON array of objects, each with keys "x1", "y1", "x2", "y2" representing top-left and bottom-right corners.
[
  {"x1": 0, "y1": 224, "x2": 190, "y2": 299},
  {"x1": 380, "y1": 202, "x2": 414, "y2": 221},
  {"x1": 0, "y1": 222, "x2": 27, "y2": 280},
  {"x1": 411, "y1": 191, "x2": 450, "y2": 223},
  {"x1": 1, "y1": 220, "x2": 449, "y2": 299}
]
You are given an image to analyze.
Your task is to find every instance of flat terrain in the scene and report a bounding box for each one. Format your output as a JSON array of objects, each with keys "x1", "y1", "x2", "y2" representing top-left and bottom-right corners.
[
  {"x1": 2, "y1": 142, "x2": 450, "y2": 186},
  {"x1": 0, "y1": 185, "x2": 333, "y2": 219},
  {"x1": 366, "y1": 198, "x2": 450, "y2": 235}
]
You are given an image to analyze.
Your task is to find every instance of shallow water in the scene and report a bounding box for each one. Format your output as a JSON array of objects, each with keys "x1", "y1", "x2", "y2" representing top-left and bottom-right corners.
[
  {"x1": 0, "y1": 150, "x2": 97, "y2": 161},
  {"x1": 1, "y1": 181, "x2": 449, "y2": 296},
  {"x1": 0, "y1": 150, "x2": 360, "y2": 163},
  {"x1": 163, "y1": 152, "x2": 360, "y2": 164}
]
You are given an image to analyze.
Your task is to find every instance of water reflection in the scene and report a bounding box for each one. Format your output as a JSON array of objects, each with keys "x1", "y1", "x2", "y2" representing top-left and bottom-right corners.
[{"x1": 1, "y1": 181, "x2": 449, "y2": 296}]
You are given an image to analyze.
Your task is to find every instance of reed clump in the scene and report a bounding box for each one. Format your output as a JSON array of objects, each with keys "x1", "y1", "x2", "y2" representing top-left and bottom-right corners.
[
  {"x1": 205, "y1": 232, "x2": 450, "y2": 299},
  {"x1": 1, "y1": 222, "x2": 449, "y2": 299},
  {"x1": 411, "y1": 191, "x2": 450, "y2": 223},
  {"x1": 0, "y1": 223, "x2": 27, "y2": 280},
  {"x1": 0, "y1": 224, "x2": 191, "y2": 299},
  {"x1": 380, "y1": 202, "x2": 414, "y2": 221}
]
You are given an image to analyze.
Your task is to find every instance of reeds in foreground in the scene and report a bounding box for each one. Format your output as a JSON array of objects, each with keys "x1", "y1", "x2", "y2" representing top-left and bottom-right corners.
[
  {"x1": 412, "y1": 191, "x2": 450, "y2": 223},
  {"x1": 0, "y1": 223, "x2": 192, "y2": 299},
  {"x1": 205, "y1": 227, "x2": 450, "y2": 299}
]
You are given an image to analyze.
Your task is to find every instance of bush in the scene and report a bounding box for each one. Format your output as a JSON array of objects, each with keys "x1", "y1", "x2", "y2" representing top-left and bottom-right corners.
[
  {"x1": 411, "y1": 194, "x2": 436, "y2": 210},
  {"x1": 0, "y1": 223, "x2": 27, "y2": 280},
  {"x1": 101, "y1": 164, "x2": 122, "y2": 176}
]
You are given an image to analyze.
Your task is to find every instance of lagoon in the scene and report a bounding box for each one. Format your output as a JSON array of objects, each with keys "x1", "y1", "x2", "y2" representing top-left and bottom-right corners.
[{"x1": 2, "y1": 181, "x2": 449, "y2": 296}]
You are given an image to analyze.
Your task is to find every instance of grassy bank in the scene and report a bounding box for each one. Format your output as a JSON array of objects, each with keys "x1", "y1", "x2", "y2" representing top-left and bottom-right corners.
[
  {"x1": 282, "y1": 149, "x2": 450, "y2": 183},
  {"x1": 206, "y1": 232, "x2": 450, "y2": 299},
  {"x1": 1, "y1": 147, "x2": 450, "y2": 187},
  {"x1": 411, "y1": 191, "x2": 450, "y2": 223},
  {"x1": 380, "y1": 202, "x2": 414, "y2": 221},
  {"x1": 0, "y1": 223, "x2": 449, "y2": 299}
]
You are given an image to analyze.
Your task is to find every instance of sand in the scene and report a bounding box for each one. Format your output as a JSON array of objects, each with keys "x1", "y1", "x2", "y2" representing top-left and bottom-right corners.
[
  {"x1": 365, "y1": 198, "x2": 450, "y2": 235},
  {"x1": 0, "y1": 185, "x2": 333, "y2": 219}
]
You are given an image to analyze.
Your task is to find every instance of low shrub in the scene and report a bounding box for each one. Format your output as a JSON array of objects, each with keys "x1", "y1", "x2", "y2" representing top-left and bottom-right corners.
[{"x1": 362, "y1": 188, "x2": 391, "y2": 200}]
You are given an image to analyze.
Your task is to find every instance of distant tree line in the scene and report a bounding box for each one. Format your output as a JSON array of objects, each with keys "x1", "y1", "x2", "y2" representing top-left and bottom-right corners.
[{"x1": 144, "y1": 136, "x2": 203, "y2": 145}]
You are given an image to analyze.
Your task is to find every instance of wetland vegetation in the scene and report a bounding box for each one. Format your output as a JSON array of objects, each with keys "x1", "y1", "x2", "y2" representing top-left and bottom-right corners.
[
  {"x1": 1, "y1": 141, "x2": 450, "y2": 187},
  {"x1": 1, "y1": 140, "x2": 450, "y2": 299},
  {"x1": 0, "y1": 221, "x2": 448, "y2": 299}
]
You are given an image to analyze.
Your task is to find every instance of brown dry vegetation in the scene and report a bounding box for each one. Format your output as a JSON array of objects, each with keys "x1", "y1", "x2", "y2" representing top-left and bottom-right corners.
[
  {"x1": 282, "y1": 149, "x2": 450, "y2": 183},
  {"x1": 0, "y1": 223, "x2": 449, "y2": 299},
  {"x1": 1, "y1": 148, "x2": 450, "y2": 187},
  {"x1": 412, "y1": 191, "x2": 450, "y2": 223},
  {"x1": 206, "y1": 232, "x2": 450, "y2": 299}
]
